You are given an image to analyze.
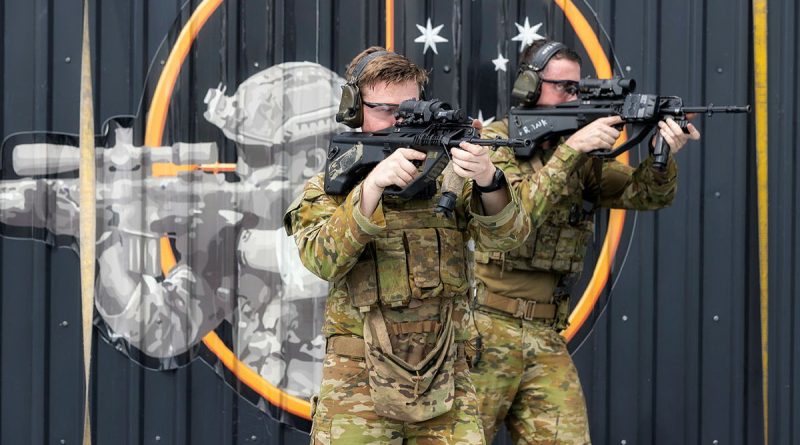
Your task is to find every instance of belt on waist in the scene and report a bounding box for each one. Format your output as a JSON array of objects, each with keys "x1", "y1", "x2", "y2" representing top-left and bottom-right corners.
[
  {"x1": 477, "y1": 291, "x2": 557, "y2": 321},
  {"x1": 326, "y1": 335, "x2": 465, "y2": 359}
]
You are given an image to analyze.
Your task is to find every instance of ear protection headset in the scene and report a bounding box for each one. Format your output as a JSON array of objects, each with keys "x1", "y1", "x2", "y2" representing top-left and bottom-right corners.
[
  {"x1": 336, "y1": 50, "x2": 391, "y2": 128},
  {"x1": 511, "y1": 41, "x2": 568, "y2": 106}
]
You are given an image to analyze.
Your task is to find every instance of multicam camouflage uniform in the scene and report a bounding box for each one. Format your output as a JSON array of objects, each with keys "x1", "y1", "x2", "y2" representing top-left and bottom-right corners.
[
  {"x1": 471, "y1": 120, "x2": 677, "y2": 445},
  {"x1": 284, "y1": 171, "x2": 530, "y2": 444}
]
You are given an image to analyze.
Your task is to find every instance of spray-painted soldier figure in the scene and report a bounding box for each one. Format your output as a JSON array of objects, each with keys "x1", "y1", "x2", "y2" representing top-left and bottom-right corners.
[
  {"x1": 284, "y1": 47, "x2": 533, "y2": 444},
  {"x1": 0, "y1": 62, "x2": 345, "y2": 399},
  {"x1": 470, "y1": 40, "x2": 701, "y2": 444}
]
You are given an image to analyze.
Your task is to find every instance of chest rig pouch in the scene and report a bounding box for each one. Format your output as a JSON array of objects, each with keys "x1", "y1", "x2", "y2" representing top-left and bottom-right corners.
[
  {"x1": 528, "y1": 191, "x2": 595, "y2": 274},
  {"x1": 345, "y1": 198, "x2": 469, "y2": 311},
  {"x1": 363, "y1": 300, "x2": 455, "y2": 422},
  {"x1": 347, "y1": 195, "x2": 467, "y2": 421},
  {"x1": 477, "y1": 151, "x2": 596, "y2": 275}
]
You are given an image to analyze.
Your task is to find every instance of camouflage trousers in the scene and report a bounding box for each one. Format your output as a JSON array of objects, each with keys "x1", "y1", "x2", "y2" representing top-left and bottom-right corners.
[
  {"x1": 310, "y1": 347, "x2": 485, "y2": 444},
  {"x1": 470, "y1": 307, "x2": 591, "y2": 445}
]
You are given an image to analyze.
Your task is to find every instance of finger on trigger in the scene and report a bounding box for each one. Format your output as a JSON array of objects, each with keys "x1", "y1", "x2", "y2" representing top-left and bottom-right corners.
[
  {"x1": 399, "y1": 147, "x2": 427, "y2": 160},
  {"x1": 400, "y1": 159, "x2": 420, "y2": 176},
  {"x1": 665, "y1": 117, "x2": 683, "y2": 133},
  {"x1": 458, "y1": 141, "x2": 479, "y2": 154},
  {"x1": 451, "y1": 147, "x2": 469, "y2": 160},
  {"x1": 601, "y1": 124, "x2": 621, "y2": 139}
]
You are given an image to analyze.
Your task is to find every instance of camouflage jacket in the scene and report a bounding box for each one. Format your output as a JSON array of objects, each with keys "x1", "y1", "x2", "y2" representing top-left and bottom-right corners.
[
  {"x1": 284, "y1": 171, "x2": 530, "y2": 342},
  {"x1": 476, "y1": 119, "x2": 678, "y2": 300}
]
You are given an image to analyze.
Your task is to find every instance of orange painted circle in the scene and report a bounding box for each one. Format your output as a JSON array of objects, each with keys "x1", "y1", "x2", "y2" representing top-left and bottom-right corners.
[
  {"x1": 143, "y1": 0, "x2": 626, "y2": 421},
  {"x1": 552, "y1": 0, "x2": 629, "y2": 343},
  {"x1": 143, "y1": 0, "x2": 312, "y2": 419}
]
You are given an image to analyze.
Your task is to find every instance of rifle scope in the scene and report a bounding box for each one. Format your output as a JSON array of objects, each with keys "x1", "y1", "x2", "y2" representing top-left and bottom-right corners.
[
  {"x1": 579, "y1": 78, "x2": 636, "y2": 98},
  {"x1": 395, "y1": 99, "x2": 468, "y2": 125}
]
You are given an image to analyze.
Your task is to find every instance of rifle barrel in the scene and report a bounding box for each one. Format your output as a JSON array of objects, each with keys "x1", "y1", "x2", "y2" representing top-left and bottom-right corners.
[
  {"x1": 466, "y1": 137, "x2": 532, "y2": 149},
  {"x1": 682, "y1": 105, "x2": 751, "y2": 113}
]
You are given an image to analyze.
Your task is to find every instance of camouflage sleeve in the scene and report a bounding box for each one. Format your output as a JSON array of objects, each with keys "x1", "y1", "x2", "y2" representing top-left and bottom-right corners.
[
  {"x1": 483, "y1": 120, "x2": 584, "y2": 228},
  {"x1": 284, "y1": 173, "x2": 387, "y2": 282},
  {"x1": 462, "y1": 129, "x2": 531, "y2": 252},
  {"x1": 584, "y1": 154, "x2": 678, "y2": 210}
]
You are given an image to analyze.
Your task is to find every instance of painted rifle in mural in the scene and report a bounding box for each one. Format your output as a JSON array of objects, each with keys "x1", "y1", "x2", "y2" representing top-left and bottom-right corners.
[
  {"x1": 1, "y1": 125, "x2": 284, "y2": 357},
  {"x1": 509, "y1": 77, "x2": 750, "y2": 169},
  {"x1": 0, "y1": 126, "x2": 218, "y2": 257},
  {"x1": 0, "y1": 62, "x2": 345, "y2": 402}
]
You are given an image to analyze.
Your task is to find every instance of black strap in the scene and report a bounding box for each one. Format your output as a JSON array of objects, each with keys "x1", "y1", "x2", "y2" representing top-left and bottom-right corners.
[
  {"x1": 348, "y1": 50, "x2": 390, "y2": 84},
  {"x1": 530, "y1": 41, "x2": 568, "y2": 71}
]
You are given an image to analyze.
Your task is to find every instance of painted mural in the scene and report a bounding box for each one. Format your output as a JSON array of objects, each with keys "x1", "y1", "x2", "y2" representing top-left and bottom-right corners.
[
  {"x1": 0, "y1": 61, "x2": 345, "y2": 418},
  {"x1": 0, "y1": 0, "x2": 630, "y2": 434}
]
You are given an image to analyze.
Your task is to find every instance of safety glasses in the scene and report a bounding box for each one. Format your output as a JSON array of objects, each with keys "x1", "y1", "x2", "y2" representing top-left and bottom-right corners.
[
  {"x1": 540, "y1": 78, "x2": 580, "y2": 96},
  {"x1": 363, "y1": 101, "x2": 401, "y2": 114}
]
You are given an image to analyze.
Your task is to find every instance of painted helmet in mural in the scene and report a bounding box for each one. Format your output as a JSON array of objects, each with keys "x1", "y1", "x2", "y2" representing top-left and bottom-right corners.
[{"x1": 203, "y1": 61, "x2": 347, "y2": 147}]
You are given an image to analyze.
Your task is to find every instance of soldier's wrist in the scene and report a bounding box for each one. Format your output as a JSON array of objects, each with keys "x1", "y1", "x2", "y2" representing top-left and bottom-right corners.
[
  {"x1": 363, "y1": 176, "x2": 384, "y2": 195},
  {"x1": 474, "y1": 168, "x2": 506, "y2": 194},
  {"x1": 474, "y1": 167, "x2": 498, "y2": 188}
]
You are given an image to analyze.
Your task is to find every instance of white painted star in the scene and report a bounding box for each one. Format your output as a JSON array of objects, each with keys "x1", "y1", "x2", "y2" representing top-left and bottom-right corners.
[
  {"x1": 511, "y1": 18, "x2": 545, "y2": 51},
  {"x1": 492, "y1": 52, "x2": 509, "y2": 72},
  {"x1": 477, "y1": 110, "x2": 495, "y2": 127},
  {"x1": 414, "y1": 18, "x2": 448, "y2": 55}
]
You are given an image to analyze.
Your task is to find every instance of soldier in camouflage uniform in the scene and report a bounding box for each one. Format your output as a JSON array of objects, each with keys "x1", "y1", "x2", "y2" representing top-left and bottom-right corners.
[
  {"x1": 284, "y1": 47, "x2": 533, "y2": 444},
  {"x1": 470, "y1": 40, "x2": 701, "y2": 444}
]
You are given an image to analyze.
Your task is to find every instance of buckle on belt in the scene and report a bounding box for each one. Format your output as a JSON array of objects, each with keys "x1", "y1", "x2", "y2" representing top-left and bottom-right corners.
[{"x1": 513, "y1": 299, "x2": 537, "y2": 321}]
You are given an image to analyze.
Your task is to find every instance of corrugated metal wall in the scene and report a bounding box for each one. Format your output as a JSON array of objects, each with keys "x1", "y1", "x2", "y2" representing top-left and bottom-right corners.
[
  {"x1": 0, "y1": 0, "x2": 793, "y2": 444},
  {"x1": 767, "y1": 0, "x2": 800, "y2": 444}
]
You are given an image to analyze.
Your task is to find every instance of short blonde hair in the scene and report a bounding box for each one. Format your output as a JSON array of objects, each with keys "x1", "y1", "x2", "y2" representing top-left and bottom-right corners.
[{"x1": 345, "y1": 46, "x2": 428, "y2": 93}]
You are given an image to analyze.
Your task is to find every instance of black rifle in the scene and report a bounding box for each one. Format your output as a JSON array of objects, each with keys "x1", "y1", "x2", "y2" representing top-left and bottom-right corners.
[
  {"x1": 509, "y1": 78, "x2": 750, "y2": 170},
  {"x1": 324, "y1": 99, "x2": 532, "y2": 214}
]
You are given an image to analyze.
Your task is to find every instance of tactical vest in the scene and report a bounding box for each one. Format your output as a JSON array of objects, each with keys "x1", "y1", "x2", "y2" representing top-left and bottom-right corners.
[
  {"x1": 347, "y1": 194, "x2": 469, "y2": 311},
  {"x1": 475, "y1": 142, "x2": 595, "y2": 277},
  {"x1": 348, "y1": 192, "x2": 469, "y2": 422}
]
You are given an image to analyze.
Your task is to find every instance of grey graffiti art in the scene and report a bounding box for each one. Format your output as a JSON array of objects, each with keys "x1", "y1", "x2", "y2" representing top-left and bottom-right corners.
[{"x1": 0, "y1": 61, "x2": 346, "y2": 402}]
